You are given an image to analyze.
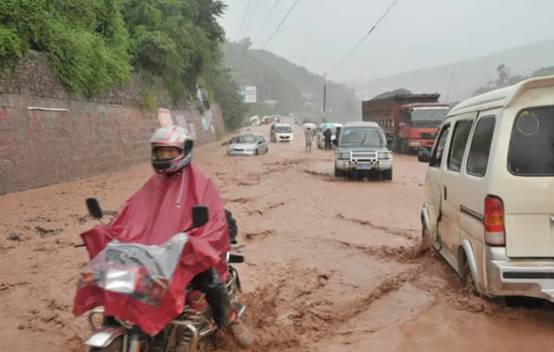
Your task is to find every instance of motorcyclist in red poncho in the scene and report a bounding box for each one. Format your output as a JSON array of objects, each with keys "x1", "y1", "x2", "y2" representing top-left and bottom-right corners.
[{"x1": 73, "y1": 126, "x2": 252, "y2": 348}]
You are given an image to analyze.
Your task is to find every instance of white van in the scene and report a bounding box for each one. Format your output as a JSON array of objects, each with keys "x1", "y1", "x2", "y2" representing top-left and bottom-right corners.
[
  {"x1": 419, "y1": 76, "x2": 554, "y2": 301},
  {"x1": 419, "y1": 76, "x2": 554, "y2": 302},
  {"x1": 270, "y1": 123, "x2": 293, "y2": 143}
]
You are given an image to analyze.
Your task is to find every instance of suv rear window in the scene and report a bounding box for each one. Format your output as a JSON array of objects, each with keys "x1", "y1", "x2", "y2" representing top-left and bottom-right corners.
[{"x1": 509, "y1": 107, "x2": 554, "y2": 176}]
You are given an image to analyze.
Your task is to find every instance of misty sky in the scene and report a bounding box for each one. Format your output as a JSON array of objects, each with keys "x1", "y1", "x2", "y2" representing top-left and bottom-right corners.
[{"x1": 219, "y1": 0, "x2": 554, "y2": 83}]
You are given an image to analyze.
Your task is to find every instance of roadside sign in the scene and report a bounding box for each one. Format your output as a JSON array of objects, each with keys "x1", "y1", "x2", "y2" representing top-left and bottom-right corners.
[{"x1": 244, "y1": 86, "x2": 257, "y2": 103}]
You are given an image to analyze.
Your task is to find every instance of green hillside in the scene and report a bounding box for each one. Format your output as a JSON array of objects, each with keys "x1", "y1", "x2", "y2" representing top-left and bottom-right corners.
[{"x1": 224, "y1": 40, "x2": 359, "y2": 123}]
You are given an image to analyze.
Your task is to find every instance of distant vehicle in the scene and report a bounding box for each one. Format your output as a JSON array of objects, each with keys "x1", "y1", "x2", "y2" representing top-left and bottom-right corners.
[
  {"x1": 362, "y1": 93, "x2": 449, "y2": 154},
  {"x1": 334, "y1": 121, "x2": 393, "y2": 180},
  {"x1": 262, "y1": 115, "x2": 279, "y2": 124},
  {"x1": 270, "y1": 123, "x2": 293, "y2": 143},
  {"x1": 418, "y1": 75, "x2": 554, "y2": 302},
  {"x1": 249, "y1": 115, "x2": 261, "y2": 126},
  {"x1": 227, "y1": 132, "x2": 269, "y2": 156},
  {"x1": 317, "y1": 122, "x2": 342, "y2": 149}
]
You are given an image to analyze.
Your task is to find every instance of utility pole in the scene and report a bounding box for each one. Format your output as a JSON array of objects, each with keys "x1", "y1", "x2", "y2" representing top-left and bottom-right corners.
[
  {"x1": 445, "y1": 71, "x2": 456, "y2": 104},
  {"x1": 322, "y1": 72, "x2": 327, "y2": 122}
]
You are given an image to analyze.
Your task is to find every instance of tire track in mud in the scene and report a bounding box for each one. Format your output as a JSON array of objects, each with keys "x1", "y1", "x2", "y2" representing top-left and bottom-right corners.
[
  {"x1": 258, "y1": 266, "x2": 336, "y2": 345},
  {"x1": 244, "y1": 230, "x2": 276, "y2": 241},
  {"x1": 336, "y1": 213, "x2": 419, "y2": 241},
  {"x1": 242, "y1": 264, "x2": 426, "y2": 350},
  {"x1": 328, "y1": 238, "x2": 429, "y2": 264},
  {"x1": 0, "y1": 281, "x2": 30, "y2": 294},
  {"x1": 331, "y1": 267, "x2": 424, "y2": 325},
  {"x1": 246, "y1": 202, "x2": 286, "y2": 217}
]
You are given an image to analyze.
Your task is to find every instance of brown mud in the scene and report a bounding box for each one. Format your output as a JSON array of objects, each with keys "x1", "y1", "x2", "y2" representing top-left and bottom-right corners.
[{"x1": 1, "y1": 125, "x2": 554, "y2": 351}]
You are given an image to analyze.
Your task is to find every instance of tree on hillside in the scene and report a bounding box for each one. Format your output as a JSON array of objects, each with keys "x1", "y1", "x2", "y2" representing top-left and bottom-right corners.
[
  {"x1": 495, "y1": 64, "x2": 511, "y2": 87},
  {"x1": 0, "y1": 0, "x2": 132, "y2": 96},
  {"x1": 120, "y1": 0, "x2": 226, "y2": 103},
  {"x1": 474, "y1": 64, "x2": 525, "y2": 95},
  {"x1": 474, "y1": 64, "x2": 554, "y2": 96},
  {"x1": 530, "y1": 66, "x2": 554, "y2": 77},
  {"x1": 0, "y1": 0, "x2": 247, "y2": 129}
]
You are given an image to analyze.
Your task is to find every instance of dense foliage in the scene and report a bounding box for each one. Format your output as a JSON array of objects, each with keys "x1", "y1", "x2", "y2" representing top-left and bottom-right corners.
[
  {"x1": 0, "y1": 0, "x2": 246, "y2": 130},
  {"x1": 0, "y1": 0, "x2": 132, "y2": 95}
]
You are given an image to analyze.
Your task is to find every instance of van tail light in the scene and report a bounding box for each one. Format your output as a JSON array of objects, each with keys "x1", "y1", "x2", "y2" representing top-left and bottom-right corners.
[{"x1": 484, "y1": 195, "x2": 505, "y2": 246}]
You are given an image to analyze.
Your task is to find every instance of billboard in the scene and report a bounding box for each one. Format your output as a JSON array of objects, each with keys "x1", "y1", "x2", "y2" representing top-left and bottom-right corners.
[{"x1": 244, "y1": 86, "x2": 257, "y2": 103}]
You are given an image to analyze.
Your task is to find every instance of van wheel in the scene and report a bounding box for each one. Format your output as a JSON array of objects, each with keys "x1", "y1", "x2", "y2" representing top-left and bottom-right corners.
[
  {"x1": 413, "y1": 225, "x2": 432, "y2": 257},
  {"x1": 462, "y1": 258, "x2": 478, "y2": 295}
]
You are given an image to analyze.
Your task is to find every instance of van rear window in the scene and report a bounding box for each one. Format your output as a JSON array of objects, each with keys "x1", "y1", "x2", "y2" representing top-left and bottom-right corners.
[{"x1": 508, "y1": 107, "x2": 554, "y2": 176}]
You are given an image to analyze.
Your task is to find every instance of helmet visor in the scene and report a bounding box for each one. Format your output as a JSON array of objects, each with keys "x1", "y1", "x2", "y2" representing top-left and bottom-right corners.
[{"x1": 152, "y1": 146, "x2": 183, "y2": 161}]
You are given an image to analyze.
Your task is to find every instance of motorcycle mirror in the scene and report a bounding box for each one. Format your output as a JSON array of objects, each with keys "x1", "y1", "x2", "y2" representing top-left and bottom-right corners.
[
  {"x1": 86, "y1": 198, "x2": 103, "y2": 219},
  {"x1": 192, "y1": 206, "x2": 209, "y2": 228}
]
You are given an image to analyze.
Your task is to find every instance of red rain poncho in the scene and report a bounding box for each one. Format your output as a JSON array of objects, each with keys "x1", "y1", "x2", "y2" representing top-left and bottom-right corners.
[{"x1": 73, "y1": 164, "x2": 230, "y2": 335}]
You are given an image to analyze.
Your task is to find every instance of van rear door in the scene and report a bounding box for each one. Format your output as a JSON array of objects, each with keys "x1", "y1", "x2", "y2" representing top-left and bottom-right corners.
[{"x1": 504, "y1": 106, "x2": 554, "y2": 258}]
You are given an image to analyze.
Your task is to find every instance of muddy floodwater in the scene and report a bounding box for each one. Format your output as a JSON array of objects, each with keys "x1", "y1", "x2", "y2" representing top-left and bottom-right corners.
[{"x1": 1, "y1": 124, "x2": 554, "y2": 351}]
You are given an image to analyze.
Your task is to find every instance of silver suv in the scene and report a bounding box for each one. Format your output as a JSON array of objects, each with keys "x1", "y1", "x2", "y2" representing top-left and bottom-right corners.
[{"x1": 334, "y1": 121, "x2": 393, "y2": 180}]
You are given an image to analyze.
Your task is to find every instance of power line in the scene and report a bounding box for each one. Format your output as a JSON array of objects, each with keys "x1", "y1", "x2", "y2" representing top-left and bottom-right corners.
[
  {"x1": 329, "y1": 0, "x2": 400, "y2": 75},
  {"x1": 243, "y1": 0, "x2": 261, "y2": 39},
  {"x1": 254, "y1": 0, "x2": 281, "y2": 41},
  {"x1": 236, "y1": 0, "x2": 253, "y2": 41},
  {"x1": 261, "y1": 0, "x2": 302, "y2": 50}
]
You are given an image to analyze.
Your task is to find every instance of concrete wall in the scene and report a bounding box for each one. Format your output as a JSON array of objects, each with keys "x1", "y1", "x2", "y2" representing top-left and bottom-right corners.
[{"x1": 0, "y1": 51, "x2": 225, "y2": 195}]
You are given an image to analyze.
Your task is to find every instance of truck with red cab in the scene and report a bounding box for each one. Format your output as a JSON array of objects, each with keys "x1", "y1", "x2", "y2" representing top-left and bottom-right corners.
[{"x1": 362, "y1": 92, "x2": 450, "y2": 154}]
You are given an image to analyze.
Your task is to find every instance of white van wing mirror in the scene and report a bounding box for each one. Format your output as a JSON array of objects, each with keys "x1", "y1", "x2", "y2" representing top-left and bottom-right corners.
[{"x1": 418, "y1": 148, "x2": 432, "y2": 163}]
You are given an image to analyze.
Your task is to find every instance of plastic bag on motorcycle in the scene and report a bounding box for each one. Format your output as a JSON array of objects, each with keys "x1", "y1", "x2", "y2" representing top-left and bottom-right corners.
[{"x1": 79, "y1": 233, "x2": 189, "y2": 305}]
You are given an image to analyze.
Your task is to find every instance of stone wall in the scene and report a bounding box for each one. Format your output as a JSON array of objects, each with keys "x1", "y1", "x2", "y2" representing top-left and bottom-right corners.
[{"x1": 0, "y1": 51, "x2": 225, "y2": 195}]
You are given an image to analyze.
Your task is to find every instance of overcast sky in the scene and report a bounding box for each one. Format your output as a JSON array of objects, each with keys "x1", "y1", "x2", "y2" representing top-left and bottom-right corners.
[{"x1": 219, "y1": 0, "x2": 554, "y2": 82}]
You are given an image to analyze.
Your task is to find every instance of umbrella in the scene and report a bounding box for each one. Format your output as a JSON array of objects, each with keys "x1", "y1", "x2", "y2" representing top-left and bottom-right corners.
[
  {"x1": 303, "y1": 122, "x2": 317, "y2": 130},
  {"x1": 319, "y1": 122, "x2": 335, "y2": 130}
]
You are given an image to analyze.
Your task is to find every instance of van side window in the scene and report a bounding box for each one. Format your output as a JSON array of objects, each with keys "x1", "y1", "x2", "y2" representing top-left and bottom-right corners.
[
  {"x1": 429, "y1": 124, "x2": 450, "y2": 168},
  {"x1": 447, "y1": 120, "x2": 473, "y2": 172},
  {"x1": 467, "y1": 117, "x2": 495, "y2": 177}
]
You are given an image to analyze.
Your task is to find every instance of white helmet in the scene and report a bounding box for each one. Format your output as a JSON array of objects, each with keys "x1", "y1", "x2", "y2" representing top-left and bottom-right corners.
[{"x1": 150, "y1": 126, "x2": 193, "y2": 175}]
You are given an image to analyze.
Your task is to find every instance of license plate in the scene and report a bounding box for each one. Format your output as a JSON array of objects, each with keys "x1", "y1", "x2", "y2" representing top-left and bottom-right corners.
[{"x1": 356, "y1": 163, "x2": 371, "y2": 170}]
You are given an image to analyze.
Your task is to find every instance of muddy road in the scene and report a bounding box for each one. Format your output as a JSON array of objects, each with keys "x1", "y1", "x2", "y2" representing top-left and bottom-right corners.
[{"x1": 1, "y1": 124, "x2": 554, "y2": 351}]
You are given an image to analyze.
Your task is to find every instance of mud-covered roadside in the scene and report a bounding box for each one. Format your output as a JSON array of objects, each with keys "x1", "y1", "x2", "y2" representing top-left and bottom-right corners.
[{"x1": 1, "y1": 125, "x2": 554, "y2": 352}]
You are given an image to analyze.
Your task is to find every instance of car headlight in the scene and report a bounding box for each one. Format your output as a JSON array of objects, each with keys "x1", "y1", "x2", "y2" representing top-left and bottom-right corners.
[
  {"x1": 336, "y1": 152, "x2": 350, "y2": 160},
  {"x1": 378, "y1": 152, "x2": 391, "y2": 160}
]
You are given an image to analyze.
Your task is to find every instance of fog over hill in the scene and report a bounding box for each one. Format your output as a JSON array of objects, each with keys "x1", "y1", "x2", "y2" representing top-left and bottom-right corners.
[{"x1": 350, "y1": 39, "x2": 554, "y2": 103}]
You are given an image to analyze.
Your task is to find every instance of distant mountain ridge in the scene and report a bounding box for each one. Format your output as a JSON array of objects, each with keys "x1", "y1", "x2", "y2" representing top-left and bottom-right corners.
[
  {"x1": 351, "y1": 39, "x2": 554, "y2": 103},
  {"x1": 224, "y1": 40, "x2": 359, "y2": 122}
]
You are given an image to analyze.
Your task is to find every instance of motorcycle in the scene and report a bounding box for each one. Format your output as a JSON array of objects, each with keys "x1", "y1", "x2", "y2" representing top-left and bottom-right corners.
[{"x1": 77, "y1": 198, "x2": 246, "y2": 352}]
